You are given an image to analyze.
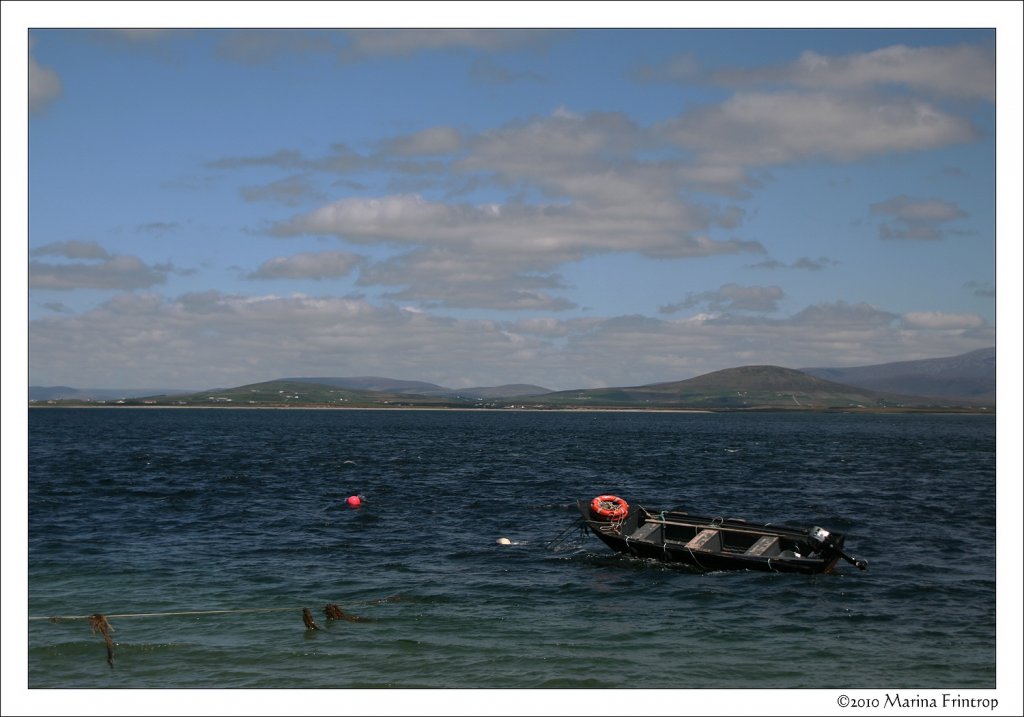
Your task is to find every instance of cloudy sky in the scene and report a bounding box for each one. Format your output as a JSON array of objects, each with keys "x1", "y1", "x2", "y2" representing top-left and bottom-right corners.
[{"x1": 8, "y1": 4, "x2": 1021, "y2": 392}]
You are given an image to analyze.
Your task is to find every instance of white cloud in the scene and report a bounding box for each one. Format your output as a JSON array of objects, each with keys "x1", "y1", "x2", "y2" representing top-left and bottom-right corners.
[
  {"x1": 275, "y1": 192, "x2": 757, "y2": 260},
  {"x1": 192, "y1": 47, "x2": 989, "y2": 317},
  {"x1": 28, "y1": 49, "x2": 61, "y2": 115},
  {"x1": 209, "y1": 145, "x2": 372, "y2": 174},
  {"x1": 28, "y1": 292, "x2": 534, "y2": 388},
  {"x1": 248, "y1": 251, "x2": 363, "y2": 280},
  {"x1": 82, "y1": 28, "x2": 553, "y2": 71},
  {"x1": 274, "y1": 194, "x2": 451, "y2": 241},
  {"x1": 215, "y1": 29, "x2": 340, "y2": 64},
  {"x1": 871, "y1": 195, "x2": 969, "y2": 240},
  {"x1": 108, "y1": 30, "x2": 178, "y2": 43},
  {"x1": 964, "y1": 280, "x2": 995, "y2": 298},
  {"x1": 215, "y1": 110, "x2": 767, "y2": 310},
  {"x1": 633, "y1": 52, "x2": 700, "y2": 83},
  {"x1": 644, "y1": 43, "x2": 991, "y2": 184},
  {"x1": 28, "y1": 241, "x2": 175, "y2": 291},
  {"x1": 872, "y1": 195, "x2": 967, "y2": 222},
  {"x1": 469, "y1": 58, "x2": 549, "y2": 85},
  {"x1": 750, "y1": 256, "x2": 837, "y2": 271},
  {"x1": 213, "y1": 94, "x2": 981, "y2": 311},
  {"x1": 358, "y1": 246, "x2": 576, "y2": 311},
  {"x1": 901, "y1": 311, "x2": 986, "y2": 330},
  {"x1": 28, "y1": 294, "x2": 994, "y2": 391},
  {"x1": 730, "y1": 44, "x2": 996, "y2": 102},
  {"x1": 31, "y1": 240, "x2": 111, "y2": 261},
  {"x1": 272, "y1": 192, "x2": 762, "y2": 308},
  {"x1": 507, "y1": 316, "x2": 571, "y2": 337},
  {"x1": 462, "y1": 111, "x2": 641, "y2": 180},
  {"x1": 790, "y1": 301, "x2": 899, "y2": 327},
  {"x1": 660, "y1": 91, "x2": 977, "y2": 167},
  {"x1": 29, "y1": 254, "x2": 168, "y2": 291},
  {"x1": 240, "y1": 175, "x2": 322, "y2": 206},
  {"x1": 340, "y1": 29, "x2": 553, "y2": 61},
  {"x1": 660, "y1": 283, "x2": 784, "y2": 314},
  {"x1": 382, "y1": 127, "x2": 464, "y2": 156}
]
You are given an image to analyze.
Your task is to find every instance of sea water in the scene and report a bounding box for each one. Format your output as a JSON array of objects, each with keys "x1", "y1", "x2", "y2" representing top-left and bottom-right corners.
[{"x1": 24, "y1": 408, "x2": 998, "y2": 703}]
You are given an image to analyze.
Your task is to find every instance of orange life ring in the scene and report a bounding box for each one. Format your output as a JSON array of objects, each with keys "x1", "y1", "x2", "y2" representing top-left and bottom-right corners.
[{"x1": 590, "y1": 494, "x2": 629, "y2": 521}]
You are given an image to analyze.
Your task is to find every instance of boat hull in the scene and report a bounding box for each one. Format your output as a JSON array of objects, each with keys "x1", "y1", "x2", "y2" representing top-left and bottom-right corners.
[{"x1": 577, "y1": 499, "x2": 849, "y2": 575}]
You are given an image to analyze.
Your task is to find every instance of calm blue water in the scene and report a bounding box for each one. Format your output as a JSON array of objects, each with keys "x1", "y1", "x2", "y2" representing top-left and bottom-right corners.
[{"x1": 27, "y1": 408, "x2": 996, "y2": 691}]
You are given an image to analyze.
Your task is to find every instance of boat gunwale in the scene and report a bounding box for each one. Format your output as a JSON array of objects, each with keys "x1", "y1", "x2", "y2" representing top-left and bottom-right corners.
[{"x1": 576, "y1": 498, "x2": 848, "y2": 574}]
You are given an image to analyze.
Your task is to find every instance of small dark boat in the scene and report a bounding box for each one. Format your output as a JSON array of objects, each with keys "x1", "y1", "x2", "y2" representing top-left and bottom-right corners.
[{"x1": 577, "y1": 495, "x2": 867, "y2": 574}]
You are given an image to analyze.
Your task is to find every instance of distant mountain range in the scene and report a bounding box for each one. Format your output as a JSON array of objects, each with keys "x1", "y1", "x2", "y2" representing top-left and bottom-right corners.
[
  {"x1": 26, "y1": 385, "x2": 199, "y2": 402},
  {"x1": 29, "y1": 347, "x2": 996, "y2": 410},
  {"x1": 800, "y1": 346, "x2": 995, "y2": 404},
  {"x1": 282, "y1": 376, "x2": 552, "y2": 400}
]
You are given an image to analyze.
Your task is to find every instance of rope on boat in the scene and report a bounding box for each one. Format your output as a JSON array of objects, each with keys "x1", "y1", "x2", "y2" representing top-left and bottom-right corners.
[{"x1": 545, "y1": 516, "x2": 587, "y2": 551}]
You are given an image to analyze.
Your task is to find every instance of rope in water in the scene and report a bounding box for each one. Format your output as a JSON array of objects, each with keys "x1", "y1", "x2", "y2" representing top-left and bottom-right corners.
[
  {"x1": 29, "y1": 602, "x2": 378, "y2": 667},
  {"x1": 29, "y1": 595, "x2": 400, "y2": 623},
  {"x1": 29, "y1": 606, "x2": 308, "y2": 621}
]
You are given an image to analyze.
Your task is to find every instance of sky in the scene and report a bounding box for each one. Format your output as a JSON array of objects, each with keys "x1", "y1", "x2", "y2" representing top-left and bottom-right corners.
[{"x1": 7, "y1": 4, "x2": 1022, "y2": 396}]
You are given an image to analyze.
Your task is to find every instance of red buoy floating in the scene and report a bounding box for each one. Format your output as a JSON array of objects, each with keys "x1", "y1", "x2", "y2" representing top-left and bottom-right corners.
[{"x1": 346, "y1": 495, "x2": 362, "y2": 508}]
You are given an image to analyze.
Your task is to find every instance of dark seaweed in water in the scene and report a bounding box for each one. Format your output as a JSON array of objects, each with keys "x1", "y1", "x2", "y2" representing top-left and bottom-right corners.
[{"x1": 28, "y1": 408, "x2": 996, "y2": 689}]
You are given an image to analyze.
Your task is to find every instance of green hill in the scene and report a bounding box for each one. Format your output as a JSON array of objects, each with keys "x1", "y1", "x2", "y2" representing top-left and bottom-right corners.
[
  {"x1": 113, "y1": 379, "x2": 472, "y2": 407},
  {"x1": 533, "y1": 365, "x2": 926, "y2": 409}
]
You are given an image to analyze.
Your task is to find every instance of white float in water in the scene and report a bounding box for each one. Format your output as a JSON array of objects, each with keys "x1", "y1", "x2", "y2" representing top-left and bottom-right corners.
[{"x1": 496, "y1": 537, "x2": 512, "y2": 545}]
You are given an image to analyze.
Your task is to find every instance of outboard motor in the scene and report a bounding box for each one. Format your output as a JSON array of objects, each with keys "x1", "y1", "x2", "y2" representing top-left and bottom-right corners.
[
  {"x1": 809, "y1": 525, "x2": 868, "y2": 570},
  {"x1": 808, "y1": 526, "x2": 839, "y2": 555}
]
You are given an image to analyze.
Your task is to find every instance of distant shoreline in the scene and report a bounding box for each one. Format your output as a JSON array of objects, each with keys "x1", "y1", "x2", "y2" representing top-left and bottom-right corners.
[
  {"x1": 28, "y1": 403, "x2": 715, "y2": 414},
  {"x1": 27, "y1": 404, "x2": 992, "y2": 415}
]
